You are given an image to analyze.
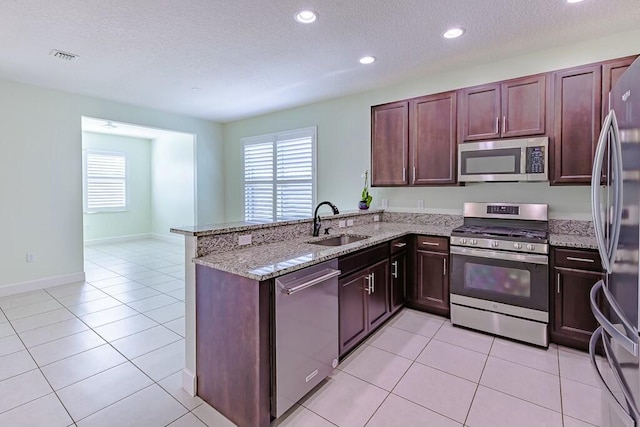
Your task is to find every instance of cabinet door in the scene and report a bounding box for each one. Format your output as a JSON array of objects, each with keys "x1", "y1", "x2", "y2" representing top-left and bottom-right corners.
[
  {"x1": 390, "y1": 252, "x2": 407, "y2": 313},
  {"x1": 552, "y1": 267, "x2": 604, "y2": 350},
  {"x1": 459, "y1": 84, "x2": 501, "y2": 141},
  {"x1": 371, "y1": 101, "x2": 409, "y2": 186},
  {"x1": 602, "y1": 56, "x2": 637, "y2": 118},
  {"x1": 415, "y1": 250, "x2": 450, "y2": 316},
  {"x1": 367, "y1": 260, "x2": 390, "y2": 330},
  {"x1": 501, "y1": 75, "x2": 546, "y2": 138},
  {"x1": 339, "y1": 271, "x2": 368, "y2": 356},
  {"x1": 410, "y1": 92, "x2": 457, "y2": 185},
  {"x1": 552, "y1": 64, "x2": 602, "y2": 184}
]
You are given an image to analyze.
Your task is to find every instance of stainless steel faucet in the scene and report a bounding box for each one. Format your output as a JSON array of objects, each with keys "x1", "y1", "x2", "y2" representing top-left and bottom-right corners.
[{"x1": 313, "y1": 201, "x2": 339, "y2": 236}]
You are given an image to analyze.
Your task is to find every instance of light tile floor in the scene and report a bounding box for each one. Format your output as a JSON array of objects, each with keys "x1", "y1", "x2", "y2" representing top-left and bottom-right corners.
[{"x1": 0, "y1": 239, "x2": 603, "y2": 427}]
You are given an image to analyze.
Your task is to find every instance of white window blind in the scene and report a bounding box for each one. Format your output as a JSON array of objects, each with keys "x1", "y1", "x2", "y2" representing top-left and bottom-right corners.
[
  {"x1": 243, "y1": 127, "x2": 316, "y2": 222},
  {"x1": 84, "y1": 150, "x2": 128, "y2": 212}
]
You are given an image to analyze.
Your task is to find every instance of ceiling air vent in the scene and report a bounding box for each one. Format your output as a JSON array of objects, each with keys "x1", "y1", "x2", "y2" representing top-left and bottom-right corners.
[{"x1": 49, "y1": 49, "x2": 79, "y2": 61}]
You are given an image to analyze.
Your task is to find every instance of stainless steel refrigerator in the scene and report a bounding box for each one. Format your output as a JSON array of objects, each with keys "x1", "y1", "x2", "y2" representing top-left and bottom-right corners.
[{"x1": 590, "y1": 55, "x2": 640, "y2": 427}]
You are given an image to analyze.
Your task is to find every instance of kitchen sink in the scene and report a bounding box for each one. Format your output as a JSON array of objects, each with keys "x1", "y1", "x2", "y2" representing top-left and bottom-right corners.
[{"x1": 307, "y1": 234, "x2": 370, "y2": 247}]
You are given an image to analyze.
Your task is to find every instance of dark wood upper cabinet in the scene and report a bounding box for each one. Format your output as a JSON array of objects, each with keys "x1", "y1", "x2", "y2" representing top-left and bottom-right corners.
[
  {"x1": 602, "y1": 55, "x2": 637, "y2": 118},
  {"x1": 410, "y1": 91, "x2": 457, "y2": 185},
  {"x1": 501, "y1": 75, "x2": 547, "y2": 138},
  {"x1": 552, "y1": 64, "x2": 602, "y2": 184},
  {"x1": 460, "y1": 83, "x2": 501, "y2": 141},
  {"x1": 459, "y1": 75, "x2": 546, "y2": 142},
  {"x1": 371, "y1": 101, "x2": 409, "y2": 186}
]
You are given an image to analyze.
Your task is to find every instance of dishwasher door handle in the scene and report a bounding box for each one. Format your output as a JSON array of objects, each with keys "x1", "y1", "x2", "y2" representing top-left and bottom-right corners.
[{"x1": 282, "y1": 269, "x2": 342, "y2": 295}]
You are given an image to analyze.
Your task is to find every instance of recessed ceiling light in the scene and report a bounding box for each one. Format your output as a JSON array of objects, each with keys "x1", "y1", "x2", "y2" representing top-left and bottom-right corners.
[
  {"x1": 294, "y1": 10, "x2": 317, "y2": 24},
  {"x1": 443, "y1": 27, "x2": 465, "y2": 39},
  {"x1": 359, "y1": 56, "x2": 376, "y2": 65},
  {"x1": 567, "y1": 0, "x2": 585, "y2": 3}
]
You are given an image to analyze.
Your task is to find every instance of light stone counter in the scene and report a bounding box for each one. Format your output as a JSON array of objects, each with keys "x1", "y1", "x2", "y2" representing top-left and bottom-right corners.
[
  {"x1": 193, "y1": 222, "x2": 453, "y2": 281},
  {"x1": 550, "y1": 233, "x2": 597, "y2": 249}
]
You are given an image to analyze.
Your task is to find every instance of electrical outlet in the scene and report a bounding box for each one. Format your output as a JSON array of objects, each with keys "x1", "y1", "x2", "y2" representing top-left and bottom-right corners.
[
  {"x1": 338, "y1": 220, "x2": 346, "y2": 228},
  {"x1": 26, "y1": 253, "x2": 36, "y2": 262},
  {"x1": 381, "y1": 199, "x2": 389, "y2": 208},
  {"x1": 373, "y1": 215, "x2": 380, "y2": 222},
  {"x1": 238, "y1": 234, "x2": 252, "y2": 245},
  {"x1": 347, "y1": 219, "x2": 354, "y2": 227},
  {"x1": 418, "y1": 200, "x2": 425, "y2": 208}
]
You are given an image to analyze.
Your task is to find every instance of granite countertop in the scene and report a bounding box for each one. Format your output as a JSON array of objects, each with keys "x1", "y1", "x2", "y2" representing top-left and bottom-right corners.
[
  {"x1": 549, "y1": 233, "x2": 597, "y2": 250},
  {"x1": 193, "y1": 222, "x2": 452, "y2": 281},
  {"x1": 193, "y1": 222, "x2": 598, "y2": 281},
  {"x1": 170, "y1": 209, "x2": 384, "y2": 237}
]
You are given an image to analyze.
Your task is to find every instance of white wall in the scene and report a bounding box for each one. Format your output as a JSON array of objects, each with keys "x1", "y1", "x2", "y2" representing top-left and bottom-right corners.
[
  {"x1": 223, "y1": 29, "x2": 640, "y2": 222},
  {"x1": 0, "y1": 79, "x2": 223, "y2": 292},
  {"x1": 151, "y1": 133, "x2": 195, "y2": 238},
  {"x1": 82, "y1": 132, "x2": 152, "y2": 242}
]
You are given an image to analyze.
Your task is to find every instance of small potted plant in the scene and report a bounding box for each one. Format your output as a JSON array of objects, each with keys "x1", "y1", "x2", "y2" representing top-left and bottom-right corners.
[{"x1": 359, "y1": 170, "x2": 373, "y2": 210}]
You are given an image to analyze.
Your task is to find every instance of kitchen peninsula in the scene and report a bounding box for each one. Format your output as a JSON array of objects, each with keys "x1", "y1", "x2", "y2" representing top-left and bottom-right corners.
[{"x1": 171, "y1": 209, "x2": 596, "y2": 427}]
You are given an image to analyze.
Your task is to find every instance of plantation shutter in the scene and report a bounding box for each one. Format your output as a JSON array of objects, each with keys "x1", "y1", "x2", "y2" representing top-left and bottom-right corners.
[
  {"x1": 243, "y1": 128, "x2": 316, "y2": 222},
  {"x1": 84, "y1": 151, "x2": 128, "y2": 212}
]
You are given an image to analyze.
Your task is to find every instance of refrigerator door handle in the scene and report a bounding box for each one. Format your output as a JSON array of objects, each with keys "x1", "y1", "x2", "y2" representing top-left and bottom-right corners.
[
  {"x1": 590, "y1": 327, "x2": 636, "y2": 427},
  {"x1": 592, "y1": 110, "x2": 614, "y2": 273},
  {"x1": 591, "y1": 280, "x2": 638, "y2": 356},
  {"x1": 608, "y1": 110, "x2": 623, "y2": 272}
]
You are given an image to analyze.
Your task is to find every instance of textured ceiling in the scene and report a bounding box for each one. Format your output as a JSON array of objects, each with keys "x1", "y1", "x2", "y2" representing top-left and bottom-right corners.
[{"x1": 1, "y1": 0, "x2": 639, "y2": 122}]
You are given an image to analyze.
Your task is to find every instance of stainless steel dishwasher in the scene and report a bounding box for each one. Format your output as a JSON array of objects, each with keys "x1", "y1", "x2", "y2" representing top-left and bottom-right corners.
[{"x1": 272, "y1": 259, "x2": 341, "y2": 418}]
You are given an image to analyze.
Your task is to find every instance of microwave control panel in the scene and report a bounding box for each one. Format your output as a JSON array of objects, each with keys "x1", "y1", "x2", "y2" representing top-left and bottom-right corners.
[{"x1": 526, "y1": 146, "x2": 545, "y2": 174}]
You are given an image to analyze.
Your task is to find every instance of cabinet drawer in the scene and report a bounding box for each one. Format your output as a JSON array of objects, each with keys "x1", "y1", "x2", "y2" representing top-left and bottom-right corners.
[
  {"x1": 554, "y1": 248, "x2": 602, "y2": 271},
  {"x1": 390, "y1": 237, "x2": 409, "y2": 254},
  {"x1": 339, "y1": 243, "x2": 389, "y2": 277},
  {"x1": 415, "y1": 236, "x2": 449, "y2": 252}
]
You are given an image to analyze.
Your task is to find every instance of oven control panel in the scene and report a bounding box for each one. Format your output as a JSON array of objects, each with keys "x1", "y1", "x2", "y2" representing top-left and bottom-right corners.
[{"x1": 451, "y1": 236, "x2": 549, "y2": 255}]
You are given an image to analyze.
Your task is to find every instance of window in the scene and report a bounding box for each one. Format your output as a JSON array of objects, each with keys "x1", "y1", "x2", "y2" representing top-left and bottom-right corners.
[
  {"x1": 83, "y1": 150, "x2": 128, "y2": 212},
  {"x1": 243, "y1": 127, "x2": 316, "y2": 222}
]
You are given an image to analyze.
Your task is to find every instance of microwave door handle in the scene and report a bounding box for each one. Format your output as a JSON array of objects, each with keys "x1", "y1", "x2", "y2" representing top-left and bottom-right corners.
[
  {"x1": 592, "y1": 110, "x2": 614, "y2": 273},
  {"x1": 608, "y1": 110, "x2": 623, "y2": 271}
]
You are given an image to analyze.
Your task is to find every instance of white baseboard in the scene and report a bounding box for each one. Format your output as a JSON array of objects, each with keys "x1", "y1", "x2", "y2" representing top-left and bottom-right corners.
[
  {"x1": 182, "y1": 368, "x2": 197, "y2": 396},
  {"x1": 84, "y1": 233, "x2": 152, "y2": 246},
  {"x1": 0, "y1": 271, "x2": 86, "y2": 298},
  {"x1": 151, "y1": 233, "x2": 184, "y2": 244}
]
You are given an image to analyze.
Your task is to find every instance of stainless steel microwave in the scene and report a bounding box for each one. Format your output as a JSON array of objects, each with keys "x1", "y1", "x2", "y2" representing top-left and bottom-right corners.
[{"x1": 458, "y1": 137, "x2": 548, "y2": 183}]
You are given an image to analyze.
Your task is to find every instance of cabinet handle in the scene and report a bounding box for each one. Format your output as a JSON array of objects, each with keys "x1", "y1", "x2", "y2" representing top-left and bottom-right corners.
[
  {"x1": 502, "y1": 116, "x2": 506, "y2": 134},
  {"x1": 495, "y1": 116, "x2": 499, "y2": 133},
  {"x1": 371, "y1": 272, "x2": 375, "y2": 294},
  {"x1": 443, "y1": 258, "x2": 447, "y2": 276},
  {"x1": 557, "y1": 273, "x2": 561, "y2": 294},
  {"x1": 413, "y1": 166, "x2": 416, "y2": 183},
  {"x1": 422, "y1": 241, "x2": 440, "y2": 246},
  {"x1": 566, "y1": 256, "x2": 595, "y2": 263},
  {"x1": 365, "y1": 274, "x2": 372, "y2": 295},
  {"x1": 402, "y1": 167, "x2": 406, "y2": 182},
  {"x1": 393, "y1": 242, "x2": 407, "y2": 248},
  {"x1": 392, "y1": 261, "x2": 398, "y2": 279}
]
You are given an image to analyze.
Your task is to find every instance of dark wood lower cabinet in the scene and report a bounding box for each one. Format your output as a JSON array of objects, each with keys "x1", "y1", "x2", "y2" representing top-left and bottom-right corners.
[
  {"x1": 551, "y1": 267, "x2": 604, "y2": 351},
  {"x1": 413, "y1": 250, "x2": 450, "y2": 316},
  {"x1": 550, "y1": 248, "x2": 604, "y2": 351},
  {"x1": 339, "y1": 259, "x2": 390, "y2": 356},
  {"x1": 390, "y1": 251, "x2": 407, "y2": 313},
  {"x1": 408, "y1": 235, "x2": 450, "y2": 317}
]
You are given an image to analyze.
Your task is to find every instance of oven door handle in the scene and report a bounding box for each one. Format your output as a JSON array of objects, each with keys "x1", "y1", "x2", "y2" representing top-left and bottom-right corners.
[{"x1": 450, "y1": 246, "x2": 548, "y2": 265}]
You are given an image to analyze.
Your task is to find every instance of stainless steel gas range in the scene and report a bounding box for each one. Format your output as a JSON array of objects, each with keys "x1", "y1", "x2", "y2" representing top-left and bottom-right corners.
[{"x1": 449, "y1": 202, "x2": 550, "y2": 347}]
